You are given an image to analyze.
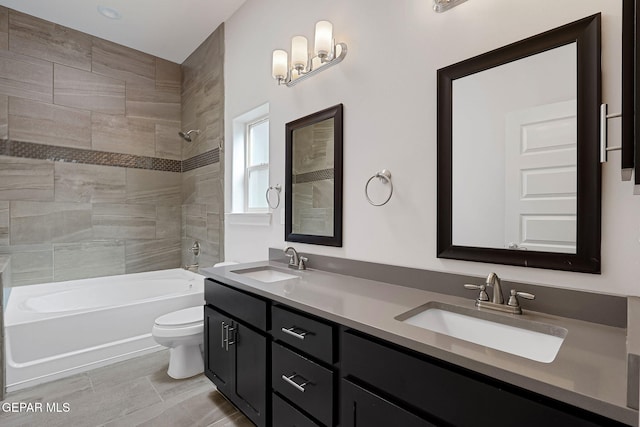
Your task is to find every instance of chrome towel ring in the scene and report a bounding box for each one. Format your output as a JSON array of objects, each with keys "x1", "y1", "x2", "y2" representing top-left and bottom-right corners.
[
  {"x1": 365, "y1": 169, "x2": 393, "y2": 206},
  {"x1": 266, "y1": 185, "x2": 282, "y2": 209}
]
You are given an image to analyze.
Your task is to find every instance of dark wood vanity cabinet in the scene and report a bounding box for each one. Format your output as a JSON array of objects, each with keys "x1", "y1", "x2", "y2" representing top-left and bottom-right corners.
[
  {"x1": 204, "y1": 280, "x2": 268, "y2": 427},
  {"x1": 341, "y1": 329, "x2": 629, "y2": 427},
  {"x1": 204, "y1": 278, "x2": 630, "y2": 427}
]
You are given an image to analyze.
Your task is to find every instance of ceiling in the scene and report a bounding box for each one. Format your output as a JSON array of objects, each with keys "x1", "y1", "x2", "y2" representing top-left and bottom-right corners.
[{"x1": 0, "y1": 0, "x2": 247, "y2": 63}]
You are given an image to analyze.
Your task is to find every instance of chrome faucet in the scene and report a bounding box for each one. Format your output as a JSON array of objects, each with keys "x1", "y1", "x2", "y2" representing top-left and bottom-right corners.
[
  {"x1": 283, "y1": 246, "x2": 308, "y2": 270},
  {"x1": 183, "y1": 241, "x2": 200, "y2": 271},
  {"x1": 464, "y1": 272, "x2": 535, "y2": 315}
]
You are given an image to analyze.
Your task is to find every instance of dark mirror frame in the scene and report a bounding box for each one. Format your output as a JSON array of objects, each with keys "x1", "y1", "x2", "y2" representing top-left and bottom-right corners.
[
  {"x1": 437, "y1": 14, "x2": 602, "y2": 273},
  {"x1": 285, "y1": 104, "x2": 343, "y2": 247}
]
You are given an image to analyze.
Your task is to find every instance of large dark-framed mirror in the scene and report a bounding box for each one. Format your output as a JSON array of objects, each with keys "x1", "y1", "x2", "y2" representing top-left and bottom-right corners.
[
  {"x1": 437, "y1": 14, "x2": 601, "y2": 273},
  {"x1": 285, "y1": 104, "x2": 343, "y2": 247}
]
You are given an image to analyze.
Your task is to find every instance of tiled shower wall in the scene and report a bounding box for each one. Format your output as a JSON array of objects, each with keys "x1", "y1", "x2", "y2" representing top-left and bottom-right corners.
[
  {"x1": 180, "y1": 25, "x2": 225, "y2": 269},
  {"x1": 0, "y1": 8, "x2": 225, "y2": 285}
]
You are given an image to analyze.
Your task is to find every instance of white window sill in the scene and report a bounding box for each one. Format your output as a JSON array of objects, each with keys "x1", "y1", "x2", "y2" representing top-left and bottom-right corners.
[{"x1": 226, "y1": 212, "x2": 272, "y2": 226}]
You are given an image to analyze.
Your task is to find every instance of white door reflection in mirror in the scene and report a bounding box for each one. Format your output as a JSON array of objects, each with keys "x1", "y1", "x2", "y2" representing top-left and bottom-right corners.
[
  {"x1": 452, "y1": 43, "x2": 577, "y2": 253},
  {"x1": 504, "y1": 100, "x2": 577, "y2": 253}
]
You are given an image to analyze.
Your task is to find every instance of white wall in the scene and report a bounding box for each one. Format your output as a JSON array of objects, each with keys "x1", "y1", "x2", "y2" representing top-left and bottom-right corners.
[{"x1": 224, "y1": 0, "x2": 640, "y2": 297}]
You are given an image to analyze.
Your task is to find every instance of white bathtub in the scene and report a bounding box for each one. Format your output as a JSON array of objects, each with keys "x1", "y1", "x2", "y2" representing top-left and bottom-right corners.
[{"x1": 4, "y1": 268, "x2": 205, "y2": 392}]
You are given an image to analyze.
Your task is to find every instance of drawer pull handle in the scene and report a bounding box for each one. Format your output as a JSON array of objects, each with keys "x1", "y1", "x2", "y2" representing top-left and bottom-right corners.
[
  {"x1": 281, "y1": 326, "x2": 309, "y2": 340},
  {"x1": 281, "y1": 373, "x2": 310, "y2": 392}
]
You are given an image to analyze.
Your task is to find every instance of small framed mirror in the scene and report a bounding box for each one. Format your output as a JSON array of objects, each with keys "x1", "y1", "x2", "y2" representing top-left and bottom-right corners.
[
  {"x1": 285, "y1": 104, "x2": 343, "y2": 247},
  {"x1": 437, "y1": 15, "x2": 601, "y2": 273}
]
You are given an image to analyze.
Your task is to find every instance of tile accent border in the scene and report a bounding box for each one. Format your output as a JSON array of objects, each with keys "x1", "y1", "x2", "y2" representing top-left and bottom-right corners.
[
  {"x1": 268, "y1": 248, "x2": 627, "y2": 328},
  {"x1": 182, "y1": 148, "x2": 220, "y2": 172},
  {"x1": 293, "y1": 168, "x2": 334, "y2": 184},
  {"x1": 0, "y1": 139, "x2": 220, "y2": 173}
]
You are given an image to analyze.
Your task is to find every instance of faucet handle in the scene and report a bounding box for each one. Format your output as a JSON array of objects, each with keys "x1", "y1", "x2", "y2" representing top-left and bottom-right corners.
[
  {"x1": 507, "y1": 289, "x2": 535, "y2": 307},
  {"x1": 298, "y1": 256, "x2": 308, "y2": 270},
  {"x1": 464, "y1": 283, "x2": 490, "y2": 301}
]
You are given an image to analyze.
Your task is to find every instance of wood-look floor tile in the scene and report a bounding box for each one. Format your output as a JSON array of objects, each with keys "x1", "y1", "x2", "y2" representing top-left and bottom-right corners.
[
  {"x1": 9, "y1": 11, "x2": 92, "y2": 71},
  {"x1": 207, "y1": 410, "x2": 254, "y2": 427},
  {"x1": 88, "y1": 349, "x2": 169, "y2": 392}
]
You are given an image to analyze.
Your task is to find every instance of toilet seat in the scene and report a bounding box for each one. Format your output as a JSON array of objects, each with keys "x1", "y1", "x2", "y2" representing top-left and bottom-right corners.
[{"x1": 155, "y1": 306, "x2": 202, "y2": 328}]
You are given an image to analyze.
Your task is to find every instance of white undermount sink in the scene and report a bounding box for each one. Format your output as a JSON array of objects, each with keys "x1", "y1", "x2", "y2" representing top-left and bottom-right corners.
[
  {"x1": 231, "y1": 266, "x2": 300, "y2": 283},
  {"x1": 396, "y1": 302, "x2": 567, "y2": 363}
]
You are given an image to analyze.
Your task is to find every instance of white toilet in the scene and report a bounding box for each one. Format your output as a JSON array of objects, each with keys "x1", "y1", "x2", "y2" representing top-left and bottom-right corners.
[
  {"x1": 152, "y1": 261, "x2": 238, "y2": 379},
  {"x1": 152, "y1": 306, "x2": 204, "y2": 379}
]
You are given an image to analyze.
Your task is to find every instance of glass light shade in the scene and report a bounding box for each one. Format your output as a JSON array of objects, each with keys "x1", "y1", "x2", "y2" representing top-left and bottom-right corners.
[
  {"x1": 291, "y1": 36, "x2": 308, "y2": 70},
  {"x1": 272, "y1": 50, "x2": 288, "y2": 79},
  {"x1": 314, "y1": 21, "x2": 333, "y2": 57}
]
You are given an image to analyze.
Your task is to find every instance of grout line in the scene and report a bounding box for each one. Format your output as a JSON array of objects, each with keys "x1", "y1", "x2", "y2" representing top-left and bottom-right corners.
[{"x1": 146, "y1": 375, "x2": 164, "y2": 403}]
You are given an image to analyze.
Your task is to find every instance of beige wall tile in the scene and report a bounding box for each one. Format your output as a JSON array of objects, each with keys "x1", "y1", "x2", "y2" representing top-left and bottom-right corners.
[
  {"x1": 0, "y1": 201, "x2": 8, "y2": 246},
  {"x1": 0, "y1": 7, "x2": 7, "y2": 50},
  {"x1": 9, "y1": 97, "x2": 91, "y2": 148},
  {"x1": 10, "y1": 200, "x2": 92, "y2": 244},
  {"x1": 126, "y1": 85, "x2": 180, "y2": 123},
  {"x1": 157, "y1": 205, "x2": 181, "y2": 240},
  {"x1": 92, "y1": 38, "x2": 155, "y2": 87},
  {"x1": 126, "y1": 169, "x2": 181, "y2": 205},
  {"x1": 54, "y1": 162, "x2": 126, "y2": 203},
  {"x1": 2, "y1": 247, "x2": 53, "y2": 286},
  {"x1": 0, "y1": 49, "x2": 53, "y2": 102},
  {"x1": 92, "y1": 203, "x2": 156, "y2": 239},
  {"x1": 155, "y1": 122, "x2": 182, "y2": 160},
  {"x1": 91, "y1": 113, "x2": 155, "y2": 157},
  {"x1": 0, "y1": 94, "x2": 7, "y2": 139},
  {"x1": 125, "y1": 238, "x2": 180, "y2": 273},
  {"x1": 0, "y1": 156, "x2": 54, "y2": 201},
  {"x1": 54, "y1": 64, "x2": 125, "y2": 115},
  {"x1": 53, "y1": 241, "x2": 125, "y2": 282},
  {"x1": 156, "y1": 58, "x2": 181, "y2": 92},
  {"x1": 9, "y1": 11, "x2": 92, "y2": 71}
]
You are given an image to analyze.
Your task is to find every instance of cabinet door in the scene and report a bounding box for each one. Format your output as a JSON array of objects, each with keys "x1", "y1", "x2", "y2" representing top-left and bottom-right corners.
[
  {"x1": 204, "y1": 306, "x2": 234, "y2": 394},
  {"x1": 235, "y1": 322, "x2": 267, "y2": 426},
  {"x1": 341, "y1": 379, "x2": 436, "y2": 427}
]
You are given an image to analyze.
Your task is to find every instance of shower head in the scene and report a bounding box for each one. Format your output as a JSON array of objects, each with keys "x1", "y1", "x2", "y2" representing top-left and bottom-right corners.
[{"x1": 178, "y1": 129, "x2": 200, "y2": 142}]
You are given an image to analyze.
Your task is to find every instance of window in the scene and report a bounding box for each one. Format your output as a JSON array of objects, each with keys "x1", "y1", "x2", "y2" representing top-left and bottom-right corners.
[
  {"x1": 245, "y1": 118, "x2": 269, "y2": 211},
  {"x1": 231, "y1": 103, "x2": 270, "y2": 215}
]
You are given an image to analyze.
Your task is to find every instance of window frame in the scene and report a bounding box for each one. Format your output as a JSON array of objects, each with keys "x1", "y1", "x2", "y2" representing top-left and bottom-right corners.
[{"x1": 243, "y1": 115, "x2": 270, "y2": 213}]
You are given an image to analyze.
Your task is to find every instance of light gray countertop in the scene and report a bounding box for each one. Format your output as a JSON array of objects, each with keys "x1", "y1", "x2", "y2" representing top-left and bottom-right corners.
[{"x1": 201, "y1": 261, "x2": 635, "y2": 426}]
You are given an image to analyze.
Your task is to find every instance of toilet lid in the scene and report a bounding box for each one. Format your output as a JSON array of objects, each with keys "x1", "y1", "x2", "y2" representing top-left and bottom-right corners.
[{"x1": 155, "y1": 306, "x2": 203, "y2": 327}]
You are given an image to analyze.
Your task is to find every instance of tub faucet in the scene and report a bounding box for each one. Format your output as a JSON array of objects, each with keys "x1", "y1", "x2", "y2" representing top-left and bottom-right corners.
[{"x1": 283, "y1": 246, "x2": 308, "y2": 270}]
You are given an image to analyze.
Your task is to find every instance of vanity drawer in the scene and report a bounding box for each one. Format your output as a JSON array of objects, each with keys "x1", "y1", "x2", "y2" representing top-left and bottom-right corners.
[
  {"x1": 273, "y1": 394, "x2": 322, "y2": 427},
  {"x1": 205, "y1": 279, "x2": 267, "y2": 331},
  {"x1": 272, "y1": 305, "x2": 335, "y2": 363},
  {"x1": 272, "y1": 343, "x2": 334, "y2": 426}
]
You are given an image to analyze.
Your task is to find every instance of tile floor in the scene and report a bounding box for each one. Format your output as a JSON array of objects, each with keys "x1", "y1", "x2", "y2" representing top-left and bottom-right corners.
[{"x1": 0, "y1": 350, "x2": 253, "y2": 427}]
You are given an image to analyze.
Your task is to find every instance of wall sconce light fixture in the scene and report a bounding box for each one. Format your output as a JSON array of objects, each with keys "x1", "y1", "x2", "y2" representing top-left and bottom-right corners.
[
  {"x1": 433, "y1": 0, "x2": 468, "y2": 12},
  {"x1": 272, "y1": 20, "x2": 347, "y2": 87}
]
